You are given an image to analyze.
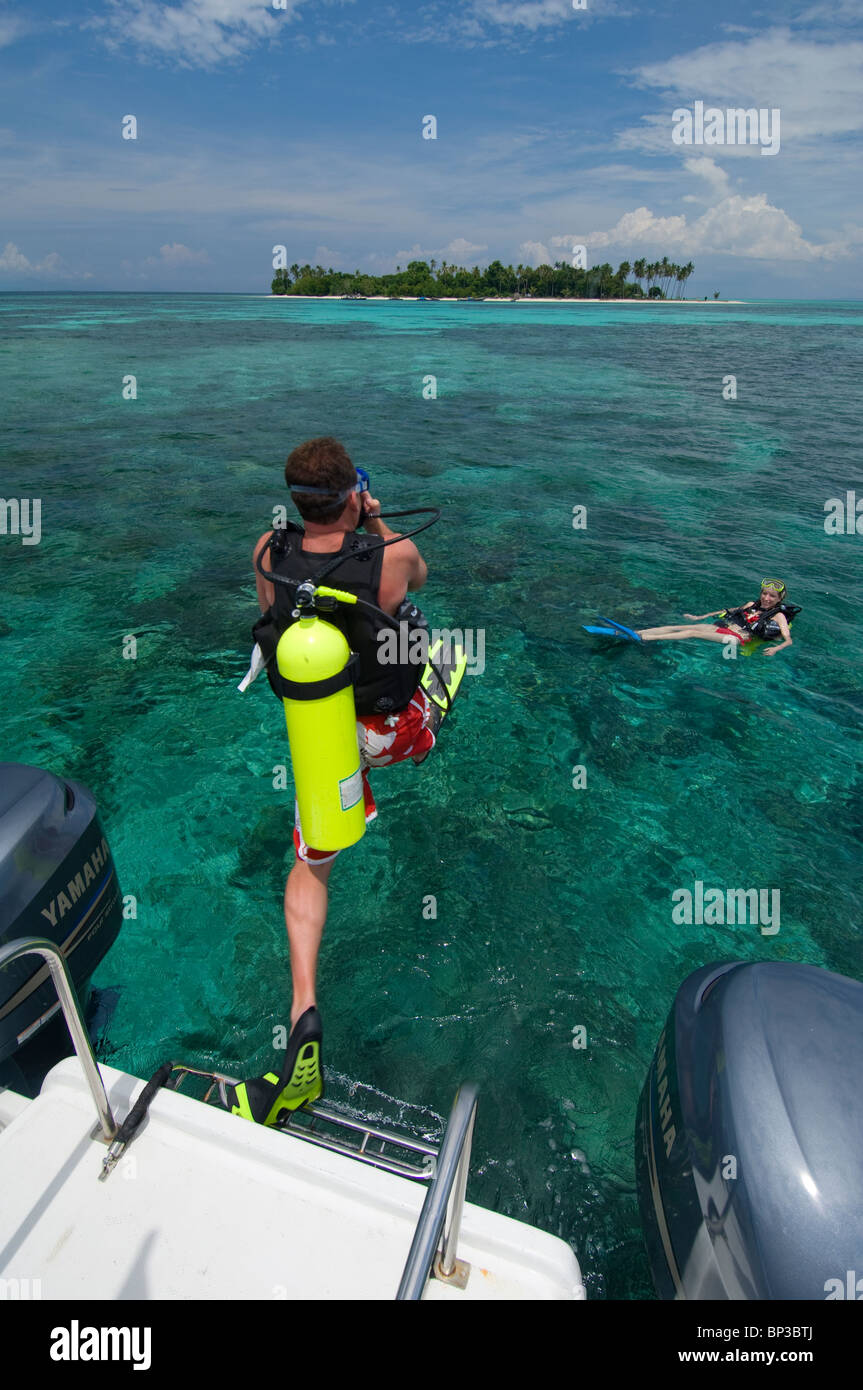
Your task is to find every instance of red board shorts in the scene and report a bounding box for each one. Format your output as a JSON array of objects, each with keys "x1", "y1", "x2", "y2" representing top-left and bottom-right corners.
[
  {"x1": 715, "y1": 626, "x2": 750, "y2": 643},
  {"x1": 293, "y1": 688, "x2": 435, "y2": 866}
]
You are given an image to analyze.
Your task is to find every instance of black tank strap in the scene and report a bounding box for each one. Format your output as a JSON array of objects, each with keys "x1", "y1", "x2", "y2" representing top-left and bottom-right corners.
[{"x1": 271, "y1": 652, "x2": 360, "y2": 701}]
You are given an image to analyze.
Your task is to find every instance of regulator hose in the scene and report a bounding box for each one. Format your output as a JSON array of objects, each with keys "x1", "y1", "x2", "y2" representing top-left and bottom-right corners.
[{"x1": 253, "y1": 507, "x2": 453, "y2": 711}]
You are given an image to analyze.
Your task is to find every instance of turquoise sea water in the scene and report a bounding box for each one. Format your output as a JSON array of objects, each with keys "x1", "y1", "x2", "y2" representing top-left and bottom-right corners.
[{"x1": 2, "y1": 294, "x2": 862, "y2": 1298}]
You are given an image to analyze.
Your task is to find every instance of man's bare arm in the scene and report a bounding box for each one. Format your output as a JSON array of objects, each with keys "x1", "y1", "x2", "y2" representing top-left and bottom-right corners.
[
  {"x1": 363, "y1": 498, "x2": 428, "y2": 591},
  {"x1": 253, "y1": 532, "x2": 275, "y2": 613}
]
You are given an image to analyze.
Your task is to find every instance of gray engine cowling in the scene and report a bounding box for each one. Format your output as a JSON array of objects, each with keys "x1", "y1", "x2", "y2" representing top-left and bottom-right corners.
[
  {"x1": 0, "y1": 763, "x2": 123, "y2": 1063},
  {"x1": 636, "y1": 959, "x2": 863, "y2": 1300}
]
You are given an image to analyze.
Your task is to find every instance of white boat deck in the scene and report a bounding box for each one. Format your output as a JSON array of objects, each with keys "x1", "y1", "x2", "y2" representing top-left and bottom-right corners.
[{"x1": 0, "y1": 1060, "x2": 585, "y2": 1300}]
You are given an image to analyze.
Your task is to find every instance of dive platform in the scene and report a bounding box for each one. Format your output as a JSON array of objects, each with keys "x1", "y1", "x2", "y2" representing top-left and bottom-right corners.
[{"x1": 0, "y1": 938, "x2": 585, "y2": 1302}]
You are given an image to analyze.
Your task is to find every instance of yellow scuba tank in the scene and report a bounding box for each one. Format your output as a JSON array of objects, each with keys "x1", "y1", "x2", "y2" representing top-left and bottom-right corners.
[{"x1": 277, "y1": 585, "x2": 365, "y2": 851}]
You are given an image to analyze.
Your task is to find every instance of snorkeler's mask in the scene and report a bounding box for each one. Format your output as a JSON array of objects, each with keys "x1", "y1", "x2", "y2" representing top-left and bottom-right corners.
[{"x1": 760, "y1": 579, "x2": 786, "y2": 599}]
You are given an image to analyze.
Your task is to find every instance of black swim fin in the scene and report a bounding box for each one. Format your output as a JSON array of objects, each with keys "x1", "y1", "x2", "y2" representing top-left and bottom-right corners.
[{"x1": 220, "y1": 1007, "x2": 323, "y2": 1126}]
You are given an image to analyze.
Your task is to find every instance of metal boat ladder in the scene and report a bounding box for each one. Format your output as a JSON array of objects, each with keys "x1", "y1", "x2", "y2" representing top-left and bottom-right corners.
[{"x1": 0, "y1": 936, "x2": 479, "y2": 1299}]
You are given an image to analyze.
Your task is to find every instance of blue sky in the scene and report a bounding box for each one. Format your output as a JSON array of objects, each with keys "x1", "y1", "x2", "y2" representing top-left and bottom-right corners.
[{"x1": 1, "y1": 0, "x2": 862, "y2": 295}]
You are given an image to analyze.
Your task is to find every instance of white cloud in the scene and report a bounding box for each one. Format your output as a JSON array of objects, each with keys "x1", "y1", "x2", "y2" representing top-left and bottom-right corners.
[
  {"x1": 0, "y1": 241, "x2": 63, "y2": 273},
  {"x1": 792, "y1": 0, "x2": 862, "y2": 25},
  {"x1": 551, "y1": 194, "x2": 863, "y2": 262},
  {"x1": 144, "y1": 242, "x2": 211, "y2": 266},
  {"x1": 457, "y1": 0, "x2": 629, "y2": 33},
  {"x1": 312, "y1": 244, "x2": 345, "y2": 267},
  {"x1": 551, "y1": 212, "x2": 686, "y2": 253},
  {"x1": 623, "y1": 30, "x2": 863, "y2": 144},
  {"x1": 90, "y1": 0, "x2": 306, "y2": 68},
  {"x1": 390, "y1": 243, "x2": 425, "y2": 264},
  {"x1": 0, "y1": 20, "x2": 26, "y2": 49},
  {"x1": 519, "y1": 239, "x2": 551, "y2": 265},
  {"x1": 441, "y1": 236, "x2": 488, "y2": 259},
  {"x1": 469, "y1": 0, "x2": 582, "y2": 31},
  {"x1": 390, "y1": 237, "x2": 488, "y2": 265},
  {"x1": 680, "y1": 156, "x2": 732, "y2": 203},
  {"x1": 0, "y1": 14, "x2": 29, "y2": 48},
  {"x1": 401, "y1": 0, "x2": 629, "y2": 46}
]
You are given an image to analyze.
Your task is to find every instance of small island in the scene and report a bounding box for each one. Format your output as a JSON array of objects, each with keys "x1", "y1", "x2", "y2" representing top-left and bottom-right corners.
[{"x1": 271, "y1": 257, "x2": 706, "y2": 300}]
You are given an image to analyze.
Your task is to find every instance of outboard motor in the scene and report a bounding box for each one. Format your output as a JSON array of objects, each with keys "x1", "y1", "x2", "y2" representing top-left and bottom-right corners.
[
  {"x1": 0, "y1": 764, "x2": 123, "y2": 1068},
  {"x1": 636, "y1": 960, "x2": 863, "y2": 1300}
]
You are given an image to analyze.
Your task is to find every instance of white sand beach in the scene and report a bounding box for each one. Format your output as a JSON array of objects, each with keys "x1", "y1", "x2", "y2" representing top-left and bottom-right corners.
[{"x1": 267, "y1": 295, "x2": 744, "y2": 304}]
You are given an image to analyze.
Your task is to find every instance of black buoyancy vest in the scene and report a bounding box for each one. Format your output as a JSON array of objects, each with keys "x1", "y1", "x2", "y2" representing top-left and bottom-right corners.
[
  {"x1": 721, "y1": 600, "x2": 801, "y2": 639},
  {"x1": 252, "y1": 523, "x2": 421, "y2": 715}
]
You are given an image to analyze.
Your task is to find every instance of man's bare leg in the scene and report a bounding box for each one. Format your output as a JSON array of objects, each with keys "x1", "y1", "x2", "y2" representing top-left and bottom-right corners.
[{"x1": 284, "y1": 856, "x2": 334, "y2": 1028}]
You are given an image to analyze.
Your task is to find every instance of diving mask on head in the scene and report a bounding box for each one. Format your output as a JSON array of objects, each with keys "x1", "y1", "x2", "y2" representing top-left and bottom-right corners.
[
  {"x1": 760, "y1": 579, "x2": 786, "y2": 599},
  {"x1": 287, "y1": 467, "x2": 370, "y2": 503}
]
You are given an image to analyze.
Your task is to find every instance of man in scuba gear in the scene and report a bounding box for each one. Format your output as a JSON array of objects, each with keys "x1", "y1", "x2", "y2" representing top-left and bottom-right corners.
[
  {"x1": 604, "y1": 581, "x2": 797, "y2": 652},
  {"x1": 222, "y1": 438, "x2": 435, "y2": 1126}
]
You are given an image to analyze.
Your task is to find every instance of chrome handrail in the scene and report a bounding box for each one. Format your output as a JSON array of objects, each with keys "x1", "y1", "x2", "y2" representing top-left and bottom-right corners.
[
  {"x1": 0, "y1": 936, "x2": 116, "y2": 1142},
  {"x1": 396, "y1": 1081, "x2": 479, "y2": 1300}
]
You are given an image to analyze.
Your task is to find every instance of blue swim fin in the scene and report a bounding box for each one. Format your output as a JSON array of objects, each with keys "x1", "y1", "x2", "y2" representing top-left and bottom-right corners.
[
  {"x1": 583, "y1": 624, "x2": 619, "y2": 636},
  {"x1": 598, "y1": 616, "x2": 643, "y2": 642}
]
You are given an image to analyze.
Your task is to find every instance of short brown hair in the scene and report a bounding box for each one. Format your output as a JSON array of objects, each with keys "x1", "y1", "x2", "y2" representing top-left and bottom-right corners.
[{"x1": 285, "y1": 437, "x2": 356, "y2": 523}]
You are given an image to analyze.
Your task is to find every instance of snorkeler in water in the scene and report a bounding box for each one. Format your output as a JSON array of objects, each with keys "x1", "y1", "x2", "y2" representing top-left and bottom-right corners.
[{"x1": 591, "y1": 580, "x2": 798, "y2": 654}]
